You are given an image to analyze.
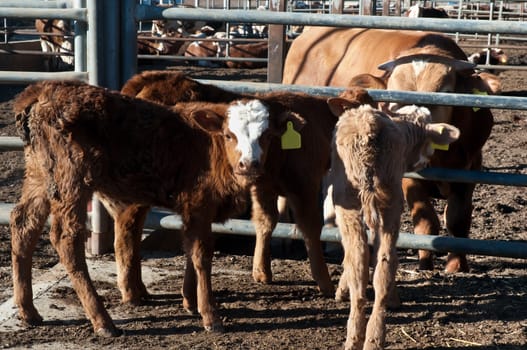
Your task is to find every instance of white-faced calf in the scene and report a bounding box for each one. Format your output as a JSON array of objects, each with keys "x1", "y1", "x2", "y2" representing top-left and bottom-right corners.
[{"x1": 10, "y1": 80, "x2": 300, "y2": 336}]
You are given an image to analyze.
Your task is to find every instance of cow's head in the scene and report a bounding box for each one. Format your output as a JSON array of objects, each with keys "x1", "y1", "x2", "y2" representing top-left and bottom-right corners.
[
  {"x1": 186, "y1": 99, "x2": 305, "y2": 181},
  {"x1": 377, "y1": 46, "x2": 476, "y2": 123}
]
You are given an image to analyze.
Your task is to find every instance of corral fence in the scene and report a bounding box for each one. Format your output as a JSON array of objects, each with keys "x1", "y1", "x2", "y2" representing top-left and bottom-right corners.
[{"x1": 0, "y1": 0, "x2": 526, "y2": 260}]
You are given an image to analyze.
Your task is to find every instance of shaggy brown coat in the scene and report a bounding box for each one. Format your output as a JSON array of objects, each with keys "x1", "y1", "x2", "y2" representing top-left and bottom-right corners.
[{"x1": 10, "y1": 80, "x2": 280, "y2": 336}]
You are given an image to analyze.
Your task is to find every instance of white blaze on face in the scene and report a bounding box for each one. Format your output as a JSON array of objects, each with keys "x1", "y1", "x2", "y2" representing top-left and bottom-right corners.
[{"x1": 227, "y1": 99, "x2": 270, "y2": 165}]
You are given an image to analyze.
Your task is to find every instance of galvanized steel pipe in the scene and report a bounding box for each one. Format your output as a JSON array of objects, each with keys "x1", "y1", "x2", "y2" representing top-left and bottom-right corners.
[
  {"x1": 157, "y1": 215, "x2": 527, "y2": 259},
  {"x1": 0, "y1": 71, "x2": 88, "y2": 84},
  {"x1": 0, "y1": 204, "x2": 525, "y2": 259},
  {"x1": 0, "y1": 8, "x2": 86, "y2": 21},
  {"x1": 136, "y1": 6, "x2": 527, "y2": 35},
  {"x1": 197, "y1": 80, "x2": 527, "y2": 111}
]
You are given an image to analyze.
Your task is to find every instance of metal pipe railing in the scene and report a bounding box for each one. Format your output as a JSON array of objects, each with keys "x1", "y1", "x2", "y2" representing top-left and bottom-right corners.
[
  {"x1": 135, "y1": 6, "x2": 527, "y2": 35},
  {"x1": 0, "y1": 203, "x2": 525, "y2": 259}
]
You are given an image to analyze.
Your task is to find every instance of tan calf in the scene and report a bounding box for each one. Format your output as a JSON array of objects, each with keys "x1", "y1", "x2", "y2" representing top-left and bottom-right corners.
[{"x1": 327, "y1": 101, "x2": 459, "y2": 349}]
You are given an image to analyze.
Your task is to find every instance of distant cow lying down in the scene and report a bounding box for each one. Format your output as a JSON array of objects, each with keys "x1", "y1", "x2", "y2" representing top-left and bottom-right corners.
[
  {"x1": 11, "y1": 80, "x2": 303, "y2": 335},
  {"x1": 327, "y1": 102, "x2": 460, "y2": 349},
  {"x1": 119, "y1": 70, "x2": 375, "y2": 299}
]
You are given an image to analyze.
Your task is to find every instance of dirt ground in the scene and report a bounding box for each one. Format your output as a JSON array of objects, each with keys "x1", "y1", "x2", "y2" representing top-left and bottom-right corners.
[{"x1": 0, "y1": 58, "x2": 526, "y2": 350}]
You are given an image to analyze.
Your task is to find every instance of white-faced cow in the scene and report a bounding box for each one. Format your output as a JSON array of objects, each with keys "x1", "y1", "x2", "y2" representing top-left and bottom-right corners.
[
  {"x1": 35, "y1": 19, "x2": 74, "y2": 71},
  {"x1": 283, "y1": 27, "x2": 498, "y2": 273},
  {"x1": 404, "y1": 4, "x2": 450, "y2": 18},
  {"x1": 11, "y1": 80, "x2": 304, "y2": 335},
  {"x1": 327, "y1": 101, "x2": 460, "y2": 350}
]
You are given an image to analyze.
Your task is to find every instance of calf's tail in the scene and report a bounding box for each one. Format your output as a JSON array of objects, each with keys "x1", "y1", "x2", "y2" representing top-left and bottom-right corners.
[{"x1": 13, "y1": 83, "x2": 44, "y2": 145}]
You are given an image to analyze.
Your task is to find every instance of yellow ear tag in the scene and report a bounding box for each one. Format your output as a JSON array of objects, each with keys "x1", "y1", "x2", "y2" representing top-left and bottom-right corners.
[
  {"x1": 431, "y1": 125, "x2": 449, "y2": 151},
  {"x1": 431, "y1": 142, "x2": 449, "y2": 151},
  {"x1": 472, "y1": 88, "x2": 488, "y2": 112},
  {"x1": 281, "y1": 121, "x2": 301, "y2": 150}
]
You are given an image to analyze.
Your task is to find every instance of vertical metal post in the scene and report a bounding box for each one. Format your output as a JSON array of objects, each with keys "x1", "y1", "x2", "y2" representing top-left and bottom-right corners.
[
  {"x1": 86, "y1": 0, "x2": 113, "y2": 255},
  {"x1": 73, "y1": 0, "x2": 86, "y2": 73},
  {"x1": 121, "y1": 0, "x2": 137, "y2": 86},
  {"x1": 267, "y1": 0, "x2": 285, "y2": 83},
  {"x1": 331, "y1": 0, "x2": 343, "y2": 14},
  {"x1": 103, "y1": 0, "x2": 120, "y2": 90}
]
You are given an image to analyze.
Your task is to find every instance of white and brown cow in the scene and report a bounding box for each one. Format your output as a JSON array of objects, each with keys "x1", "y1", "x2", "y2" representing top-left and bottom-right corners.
[
  {"x1": 284, "y1": 27, "x2": 498, "y2": 273},
  {"x1": 327, "y1": 101, "x2": 460, "y2": 350},
  {"x1": 35, "y1": 19, "x2": 74, "y2": 71}
]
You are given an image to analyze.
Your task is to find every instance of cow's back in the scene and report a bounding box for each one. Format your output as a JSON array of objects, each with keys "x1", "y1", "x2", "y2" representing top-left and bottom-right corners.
[{"x1": 282, "y1": 27, "x2": 466, "y2": 87}]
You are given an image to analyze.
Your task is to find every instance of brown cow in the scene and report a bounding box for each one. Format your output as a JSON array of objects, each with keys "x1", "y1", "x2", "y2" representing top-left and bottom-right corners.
[
  {"x1": 404, "y1": 4, "x2": 450, "y2": 18},
  {"x1": 283, "y1": 27, "x2": 497, "y2": 273},
  {"x1": 184, "y1": 35, "x2": 268, "y2": 68},
  {"x1": 120, "y1": 70, "x2": 375, "y2": 298},
  {"x1": 327, "y1": 102, "x2": 459, "y2": 349},
  {"x1": 11, "y1": 80, "x2": 302, "y2": 335},
  {"x1": 35, "y1": 19, "x2": 74, "y2": 71}
]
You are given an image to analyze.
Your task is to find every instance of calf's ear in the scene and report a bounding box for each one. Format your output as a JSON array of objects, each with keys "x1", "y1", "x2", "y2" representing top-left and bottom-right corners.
[
  {"x1": 426, "y1": 123, "x2": 460, "y2": 145},
  {"x1": 327, "y1": 97, "x2": 360, "y2": 117},
  {"x1": 191, "y1": 109, "x2": 224, "y2": 133},
  {"x1": 274, "y1": 111, "x2": 306, "y2": 134}
]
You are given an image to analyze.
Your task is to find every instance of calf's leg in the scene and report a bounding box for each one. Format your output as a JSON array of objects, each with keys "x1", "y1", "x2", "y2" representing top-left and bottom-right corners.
[
  {"x1": 402, "y1": 178, "x2": 441, "y2": 270},
  {"x1": 288, "y1": 190, "x2": 334, "y2": 296},
  {"x1": 112, "y1": 203, "x2": 151, "y2": 304},
  {"x1": 444, "y1": 182, "x2": 474, "y2": 273},
  {"x1": 10, "y1": 185, "x2": 50, "y2": 326},
  {"x1": 251, "y1": 184, "x2": 279, "y2": 284},
  {"x1": 49, "y1": 199, "x2": 119, "y2": 337},
  {"x1": 337, "y1": 206, "x2": 369, "y2": 350},
  {"x1": 182, "y1": 216, "x2": 222, "y2": 331}
]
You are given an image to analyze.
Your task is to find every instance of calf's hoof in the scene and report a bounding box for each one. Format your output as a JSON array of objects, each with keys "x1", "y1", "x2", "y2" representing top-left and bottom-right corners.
[
  {"x1": 418, "y1": 257, "x2": 434, "y2": 271},
  {"x1": 204, "y1": 321, "x2": 224, "y2": 333},
  {"x1": 252, "y1": 268, "x2": 272, "y2": 284},
  {"x1": 96, "y1": 326, "x2": 122, "y2": 338},
  {"x1": 335, "y1": 287, "x2": 349, "y2": 302},
  {"x1": 19, "y1": 307, "x2": 43, "y2": 326},
  {"x1": 445, "y1": 254, "x2": 469, "y2": 273}
]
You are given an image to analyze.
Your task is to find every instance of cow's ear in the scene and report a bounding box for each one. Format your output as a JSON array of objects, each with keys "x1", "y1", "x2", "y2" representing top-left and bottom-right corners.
[
  {"x1": 457, "y1": 72, "x2": 502, "y2": 95},
  {"x1": 426, "y1": 123, "x2": 460, "y2": 145},
  {"x1": 327, "y1": 97, "x2": 359, "y2": 117},
  {"x1": 191, "y1": 109, "x2": 224, "y2": 134},
  {"x1": 378, "y1": 59, "x2": 397, "y2": 72},
  {"x1": 275, "y1": 111, "x2": 306, "y2": 134}
]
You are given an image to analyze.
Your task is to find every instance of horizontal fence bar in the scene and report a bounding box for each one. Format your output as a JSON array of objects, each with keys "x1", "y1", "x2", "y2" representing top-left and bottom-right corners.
[
  {"x1": 158, "y1": 215, "x2": 527, "y2": 259},
  {"x1": 0, "y1": 8, "x2": 86, "y2": 21},
  {"x1": 136, "y1": 6, "x2": 527, "y2": 35},
  {"x1": 0, "y1": 136, "x2": 23, "y2": 150},
  {"x1": 0, "y1": 1, "x2": 72, "y2": 8},
  {"x1": 406, "y1": 168, "x2": 527, "y2": 187},
  {"x1": 0, "y1": 203, "x2": 525, "y2": 259},
  {"x1": 2, "y1": 135, "x2": 525, "y2": 186},
  {"x1": 197, "y1": 80, "x2": 527, "y2": 111},
  {"x1": 0, "y1": 71, "x2": 88, "y2": 84}
]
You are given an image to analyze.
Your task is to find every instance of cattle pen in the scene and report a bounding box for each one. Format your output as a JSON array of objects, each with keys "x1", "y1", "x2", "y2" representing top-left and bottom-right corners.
[
  {"x1": 0, "y1": 0, "x2": 526, "y2": 257},
  {"x1": 0, "y1": 1, "x2": 526, "y2": 348}
]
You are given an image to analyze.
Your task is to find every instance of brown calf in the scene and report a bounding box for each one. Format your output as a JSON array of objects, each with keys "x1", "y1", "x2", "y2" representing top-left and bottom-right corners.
[
  {"x1": 327, "y1": 102, "x2": 460, "y2": 350},
  {"x1": 10, "y1": 80, "x2": 298, "y2": 335},
  {"x1": 121, "y1": 70, "x2": 375, "y2": 297}
]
